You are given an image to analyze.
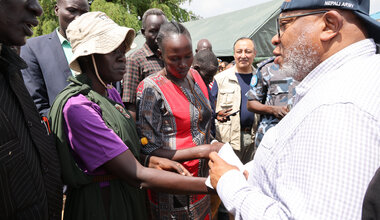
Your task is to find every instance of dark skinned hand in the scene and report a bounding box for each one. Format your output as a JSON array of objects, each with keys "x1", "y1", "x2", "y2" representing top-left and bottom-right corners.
[
  {"x1": 271, "y1": 106, "x2": 289, "y2": 119},
  {"x1": 216, "y1": 108, "x2": 233, "y2": 122},
  {"x1": 149, "y1": 156, "x2": 192, "y2": 176},
  {"x1": 210, "y1": 141, "x2": 224, "y2": 154}
]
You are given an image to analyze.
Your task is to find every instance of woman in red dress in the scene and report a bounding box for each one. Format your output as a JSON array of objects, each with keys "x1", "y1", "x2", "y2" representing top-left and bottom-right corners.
[{"x1": 136, "y1": 21, "x2": 221, "y2": 219}]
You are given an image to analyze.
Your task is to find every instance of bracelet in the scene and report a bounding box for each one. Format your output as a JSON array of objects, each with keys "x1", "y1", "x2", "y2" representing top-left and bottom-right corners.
[{"x1": 143, "y1": 155, "x2": 151, "y2": 167}]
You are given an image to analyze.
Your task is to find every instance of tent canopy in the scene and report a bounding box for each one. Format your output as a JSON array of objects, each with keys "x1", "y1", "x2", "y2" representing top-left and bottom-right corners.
[{"x1": 128, "y1": 0, "x2": 283, "y2": 62}]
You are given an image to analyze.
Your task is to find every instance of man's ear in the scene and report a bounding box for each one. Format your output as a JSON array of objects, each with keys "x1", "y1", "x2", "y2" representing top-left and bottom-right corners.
[
  {"x1": 320, "y1": 10, "x2": 343, "y2": 42},
  {"x1": 157, "y1": 48, "x2": 162, "y2": 60},
  {"x1": 54, "y1": 4, "x2": 59, "y2": 16},
  {"x1": 193, "y1": 64, "x2": 201, "y2": 72},
  {"x1": 141, "y1": 28, "x2": 145, "y2": 37}
]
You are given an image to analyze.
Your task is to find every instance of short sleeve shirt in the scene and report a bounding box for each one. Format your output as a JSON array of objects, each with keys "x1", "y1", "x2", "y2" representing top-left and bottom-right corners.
[
  {"x1": 246, "y1": 58, "x2": 298, "y2": 107},
  {"x1": 63, "y1": 88, "x2": 128, "y2": 175}
]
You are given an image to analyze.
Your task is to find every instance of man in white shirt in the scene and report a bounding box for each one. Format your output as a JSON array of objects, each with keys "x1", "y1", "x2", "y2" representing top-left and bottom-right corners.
[{"x1": 209, "y1": 0, "x2": 380, "y2": 219}]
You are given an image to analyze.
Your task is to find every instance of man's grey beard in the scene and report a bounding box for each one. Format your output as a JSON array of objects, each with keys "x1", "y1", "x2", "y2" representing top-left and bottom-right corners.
[{"x1": 279, "y1": 29, "x2": 320, "y2": 81}]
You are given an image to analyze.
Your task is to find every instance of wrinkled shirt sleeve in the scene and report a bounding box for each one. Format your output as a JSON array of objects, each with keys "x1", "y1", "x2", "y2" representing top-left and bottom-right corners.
[
  {"x1": 136, "y1": 80, "x2": 163, "y2": 154},
  {"x1": 63, "y1": 94, "x2": 128, "y2": 172},
  {"x1": 217, "y1": 170, "x2": 291, "y2": 220}
]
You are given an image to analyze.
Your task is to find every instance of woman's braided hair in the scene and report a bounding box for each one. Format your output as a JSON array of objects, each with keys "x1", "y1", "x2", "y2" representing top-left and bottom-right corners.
[{"x1": 156, "y1": 20, "x2": 192, "y2": 52}]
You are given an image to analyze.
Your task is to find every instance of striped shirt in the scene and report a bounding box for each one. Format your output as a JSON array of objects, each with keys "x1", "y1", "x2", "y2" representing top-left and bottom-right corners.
[{"x1": 216, "y1": 39, "x2": 380, "y2": 219}]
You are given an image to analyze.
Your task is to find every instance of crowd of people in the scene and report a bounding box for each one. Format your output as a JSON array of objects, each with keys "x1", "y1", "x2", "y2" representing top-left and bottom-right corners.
[{"x1": 1, "y1": 0, "x2": 380, "y2": 220}]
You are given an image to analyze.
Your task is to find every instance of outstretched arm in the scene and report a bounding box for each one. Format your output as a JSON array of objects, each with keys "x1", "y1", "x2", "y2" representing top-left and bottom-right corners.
[
  {"x1": 61, "y1": 94, "x2": 211, "y2": 194},
  {"x1": 104, "y1": 149, "x2": 212, "y2": 194},
  {"x1": 143, "y1": 154, "x2": 192, "y2": 176},
  {"x1": 149, "y1": 142, "x2": 223, "y2": 161}
]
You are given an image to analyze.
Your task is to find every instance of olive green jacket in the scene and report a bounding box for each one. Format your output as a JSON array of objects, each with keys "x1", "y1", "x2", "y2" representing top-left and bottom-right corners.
[{"x1": 49, "y1": 74, "x2": 147, "y2": 220}]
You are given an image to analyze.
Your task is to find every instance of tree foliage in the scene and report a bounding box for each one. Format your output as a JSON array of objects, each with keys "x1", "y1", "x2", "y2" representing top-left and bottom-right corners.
[
  {"x1": 33, "y1": 0, "x2": 198, "y2": 37},
  {"x1": 33, "y1": 0, "x2": 58, "y2": 37},
  {"x1": 90, "y1": 0, "x2": 141, "y2": 31}
]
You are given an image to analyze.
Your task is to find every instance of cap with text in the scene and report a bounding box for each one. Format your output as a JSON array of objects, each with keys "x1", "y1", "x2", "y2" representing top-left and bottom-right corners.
[{"x1": 281, "y1": 0, "x2": 380, "y2": 43}]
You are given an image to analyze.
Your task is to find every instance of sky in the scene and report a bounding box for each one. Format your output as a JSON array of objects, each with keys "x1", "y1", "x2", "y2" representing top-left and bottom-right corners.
[{"x1": 180, "y1": 0, "x2": 380, "y2": 18}]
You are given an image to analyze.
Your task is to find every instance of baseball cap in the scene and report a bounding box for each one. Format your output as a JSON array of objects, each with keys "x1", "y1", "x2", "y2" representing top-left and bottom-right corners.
[
  {"x1": 280, "y1": 0, "x2": 380, "y2": 43},
  {"x1": 66, "y1": 11, "x2": 136, "y2": 73}
]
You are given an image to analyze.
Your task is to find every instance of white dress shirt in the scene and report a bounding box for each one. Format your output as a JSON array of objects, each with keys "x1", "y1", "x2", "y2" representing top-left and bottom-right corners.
[{"x1": 217, "y1": 39, "x2": 380, "y2": 220}]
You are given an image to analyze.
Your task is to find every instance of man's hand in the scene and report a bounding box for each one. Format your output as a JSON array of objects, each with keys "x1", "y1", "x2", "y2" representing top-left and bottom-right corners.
[
  {"x1": 149, "y1": 156, "x2": 192, "y2": 176},
  {"x1": 271, "y1": 106, "x2": 289, "y2": 119},
  {"x1": 216, "y1": 108, "x2": 233, "y2": 122},
  {"x1": 208, "y1": 152, "x2": 239, "y2": 188}
]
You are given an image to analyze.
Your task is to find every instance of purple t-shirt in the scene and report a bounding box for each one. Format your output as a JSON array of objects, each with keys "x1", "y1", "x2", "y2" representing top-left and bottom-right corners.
[{"x1": 63, "y1": 87, "x2": 128, "y2": 176}]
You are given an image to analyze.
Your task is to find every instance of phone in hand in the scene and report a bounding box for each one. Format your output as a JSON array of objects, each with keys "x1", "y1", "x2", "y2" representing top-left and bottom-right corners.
[{"x1": 228, "y1": 110, "x2": 240, "y2": 116}]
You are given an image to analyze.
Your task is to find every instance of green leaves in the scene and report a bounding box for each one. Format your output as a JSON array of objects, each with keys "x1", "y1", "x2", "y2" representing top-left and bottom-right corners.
[
  {"x1": 32, "y1": 0, "x2": 57, "y2": 37},
  {"x1": 91, "y1": 0, "x2": 141, "y2": 31},
  {"x1": 32, "y1": 0, "x2": 198, "y2": 37}
]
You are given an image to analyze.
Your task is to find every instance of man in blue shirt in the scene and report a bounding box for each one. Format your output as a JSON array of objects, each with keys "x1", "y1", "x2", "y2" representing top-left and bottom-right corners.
[{"x1": 211, "y1": 37, "x2": 258, "y2": 164}]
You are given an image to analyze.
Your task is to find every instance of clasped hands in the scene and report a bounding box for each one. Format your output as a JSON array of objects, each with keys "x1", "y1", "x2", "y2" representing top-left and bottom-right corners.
[{"x1": 146, "y1": 141, "x2": 224, "y2": 177}]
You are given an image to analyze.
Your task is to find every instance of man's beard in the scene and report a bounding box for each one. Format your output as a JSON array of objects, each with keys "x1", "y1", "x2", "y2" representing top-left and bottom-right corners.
[{"x1": 280, "y1": 28, "x2": 320, "y2": 81}]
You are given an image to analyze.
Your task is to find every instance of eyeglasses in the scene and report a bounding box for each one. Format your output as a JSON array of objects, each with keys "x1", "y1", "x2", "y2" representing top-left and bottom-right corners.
[{"x1": 276, "y1": 10, "x2": 329, "y2": 39}]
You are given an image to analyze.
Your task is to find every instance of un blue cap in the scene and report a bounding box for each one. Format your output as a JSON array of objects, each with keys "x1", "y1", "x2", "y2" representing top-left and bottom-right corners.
[{"x1": 280, "y1": 0, "x2": 380, "y2": 43}]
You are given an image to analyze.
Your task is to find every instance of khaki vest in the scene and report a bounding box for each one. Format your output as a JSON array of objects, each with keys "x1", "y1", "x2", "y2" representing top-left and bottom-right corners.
[{"x1": 214, "y1": 65, "x2": 256, "y2": 150}]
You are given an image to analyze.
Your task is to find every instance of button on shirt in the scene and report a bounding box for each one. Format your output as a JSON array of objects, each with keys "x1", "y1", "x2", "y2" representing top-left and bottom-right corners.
[{"x1": 216, "y1": 39, "x2": 380, "y2": 219}]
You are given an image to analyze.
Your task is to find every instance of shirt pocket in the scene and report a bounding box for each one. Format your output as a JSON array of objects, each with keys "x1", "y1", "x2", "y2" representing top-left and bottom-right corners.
[
  {"x1": 268, "y1": 79, "x2": 290, "y2": 96},
  {"x1": 219, "y1": 89, "x2": 235, "y2": 108}
]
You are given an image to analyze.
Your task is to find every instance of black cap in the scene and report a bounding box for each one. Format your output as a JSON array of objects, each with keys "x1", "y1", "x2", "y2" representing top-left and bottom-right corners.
[{"x1": 280, "y1": 0, "x2": 380, "y2": 43}]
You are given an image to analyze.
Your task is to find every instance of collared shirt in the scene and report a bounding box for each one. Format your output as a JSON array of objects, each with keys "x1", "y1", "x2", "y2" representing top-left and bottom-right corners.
[
  {"x1": 216, "y1": 39, "x2": 380, "y2": 219},
  {"x1": 246, "y1": 58, "x2": 298, "y2": 146},
  {"x1": 56, "y1": 28, "x2": 75, "y2": 76},
  {"x1": 122, "y1": 43, "x2": 164, "y2": 104}
]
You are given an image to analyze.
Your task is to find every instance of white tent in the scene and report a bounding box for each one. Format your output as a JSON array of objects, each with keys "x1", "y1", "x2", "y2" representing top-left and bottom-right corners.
[{"x1": 128, "y1": 0, "x2": 283, "y2": 62}]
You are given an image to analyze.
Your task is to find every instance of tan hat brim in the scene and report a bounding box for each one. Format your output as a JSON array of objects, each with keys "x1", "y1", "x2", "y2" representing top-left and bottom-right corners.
[{"x1": 69, "y1": 27, "x2": 135, "y2": 73}]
